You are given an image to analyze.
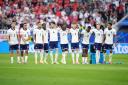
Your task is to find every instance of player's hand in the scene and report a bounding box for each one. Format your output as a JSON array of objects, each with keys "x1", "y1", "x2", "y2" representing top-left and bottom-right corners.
[{"x1": 22, "y1": 38, "x2": 26, "y2": 42}]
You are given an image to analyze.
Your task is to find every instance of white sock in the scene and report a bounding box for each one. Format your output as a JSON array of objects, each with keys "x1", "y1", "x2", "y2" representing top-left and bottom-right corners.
[
  {"x1": 62, "y1": 53, "x2": 64, "y2": 63},
  {"x1": 17, "y1": 56, "x2": 20, "y2": 63},
  {"x1": 104, "y1": 53, "x2": 106, "y2": 62},
  {"x1": 72, "y1": 52, "x2": 75, "y2": 64},
  {"x1": 76, "y1": 52, "x2": 79, "y2": 64},
  {"x1": 63, "y1": 52, "x2": 66, "y2": 64},
  {"x1": 10, "y1": 57, "x2": 14, "y2": 64},
  {"x1": 21, "y1": 57, "x2": 24, "y2": 63},
  {"x1": 25, "y1": 56, "x2": 28, "y2": 63},
  {"x1": 50, "y1": 51, "x2": 54, "y2": 64},
  {"x1": 96, "y1": 50, "x2": 100, "y2": 64},
  {"x1": 65, "y1": 52, "x2": 68, "y2": 64},
  {"x1": 62, "y1": 52, "x2": 66, "y2": 64},
  {"x1": 109, "y1": 53, "x2": 113, "y2": 62},
  {"x1": 35, "y1": 51, "x2": 38, "y2": 64},
  {"x1": 85, "y1": 57, "x2": 88, "y2": 63},
  {"x1": 40, "y1": 51, "x2": 43, "y2": 63},
  {"x1": 82, "y1": 57, "x2": 85, "y2": 64},
  {"x1": 55, "y1": 53, "x2": 58, "y2": 63},
  {"x1": 44, "y1": 53, "x2": 48, "y2": 62}
]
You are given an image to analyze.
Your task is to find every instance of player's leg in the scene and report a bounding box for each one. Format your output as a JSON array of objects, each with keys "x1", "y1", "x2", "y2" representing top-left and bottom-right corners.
[
  {"x1": 34, "y1": 50, "x2": 38, "y2": 64},
  {"x1": 24, "y1": 50, "x2": 28, "y2": 63},
  {"x1": 39, "y1": 49, "x2": 44, "y2": 64},
  {"x1": 34, "y1": 44, "x2": 38, "y2": 64},
  {"x1": 55, "y1": 48, "x2": 59, "y2": 64},
  {"x1": 82, "y1": 48, "x2": 86, "y2": 64},
  {"x1": 44, "y1": 51, "x2": 48, "y2": 64},
  {"x1": 103, "y1": 44, "x2": 107, "y2": 63},
  {"x1": 82, "y1": 44, "x2": 88, "y2": 64},
  {"x1": 20, "y1": 50, "x2": 25, "y2": 64},
  {"x1": 54, "y1": 42, "x2": 59, "y2": 64},
  {"x1": 71, "y1": 43, "x2": 75, "y2": 64},
  {"x1": 14, "y1": 44, "x2": 21, "y2": 63},
  {"x1": 49, "y1": 42, "x2": 54, "y2": 64},
  {"x1": 9, "y1": 45, "x2": 14, "y2": 64},
  {"x1": 95, "y1": 43, "x2": 101, "y2": 64},
  {"x1": 61, "y1": 44, "x2": 65, "y2": 64},
  {"x1": 76, "y1": 48, "x2": 80, "y2": 64},
  {"x1": 61, "y1": 49, "x2": 67, "y2": 64},
  {"x1": 24, "y1": 44, "x2": 29, "y2": 63},
  {"x1": 38, "y1": 44, "x2": 44, "y2": 64},
  {"x1": 44, "y1": 44, "x2": 49, "y2": 64},
  {"x1": 82, "y1": 49, "x2": 88, "y2": 64},
  {"x1": 108, "y1": 45, "x2": 113, "y2": 64},
  {"x1": 63, "y1": 44, "x2": 68, "y2": 64},
  {"x1": 16, "y1": 49, "x2": 21, "y2": 64},
  {"x1": 75, "y1": 43, "x2": 79, "y2": 64}
]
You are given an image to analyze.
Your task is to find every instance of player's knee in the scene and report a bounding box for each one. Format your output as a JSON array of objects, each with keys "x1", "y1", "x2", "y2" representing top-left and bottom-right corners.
[
  {"x1": 110, "y1": 50, "x2": 113, "y2": 53},
  {"x1": 103, "y1": 49, "x2": 106, "y2": 53},
  {"x1": 82, "y1": 49, "x2": 87, "y2": 57},
  {"x1": 21, "y1": 51, "x2": 24, "y2": 57}
]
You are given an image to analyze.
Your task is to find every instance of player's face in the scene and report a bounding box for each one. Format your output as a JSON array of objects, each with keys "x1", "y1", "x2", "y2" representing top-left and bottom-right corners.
[
  {"x1": 86, "y1": 28, "x2": 91, "y2": 32},
  {"x1": 108, "y1": 24, "x2": 112, "y2": 30},
  {"x1": 51, "y1": 23, "x2": 55, "y2": 29},
  {"x1": 96, "y1": 24, "x2": 100, "y2": 30},
  {"x1": 11, "y1": 22, "x2": 16, "y2": 29},
  {"x1": 72, "y1": 24, "x2": 77, "y2": 29},
  {"x1": 38, "y1": 23, "x2": 42, "y2": 29},
  {"x1": 62, "y1": 25, "x2": 66, "y2": 31},
  {"x1": 23, "y1": 24, "x2": 27, "y2": 30}
]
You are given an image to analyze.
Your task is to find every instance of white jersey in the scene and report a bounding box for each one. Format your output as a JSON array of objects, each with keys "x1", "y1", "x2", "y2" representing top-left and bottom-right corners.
[
  {"x1": 33, "y1": 28, "x2": 44, "y2": 44},
  {"x1": 81, "y1": 30, "x2": 91, "y2": 44},
  {"x1": 59, "y1": 29, "x2": 68, "y2": 44},
  {"x1": 20, "y1": 28, "x2": 30, "y2": 44},
  {"x1": 70, "y1": 28, "x2": 79, "y2": 43},
  {"x1": 91, "y1": 28, "x2": 104, "y2": 43},
  {"x1": 104, "y1": 28, "x2": 116, "y2": 44},
  {"x1": 7, "y1": 28, "x2": 19, "y2": 45},
  {"x1": 49, "y1": 28, "x2": 58, "y2": 42},
  {"x1": 43, "y1": 30, "x2": 49, "y2": 44}
]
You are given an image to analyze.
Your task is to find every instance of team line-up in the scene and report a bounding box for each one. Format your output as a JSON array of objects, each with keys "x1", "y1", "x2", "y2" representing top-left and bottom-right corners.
[{"x1": 7, "y1": 21, "x2": 116, "y2": 64}]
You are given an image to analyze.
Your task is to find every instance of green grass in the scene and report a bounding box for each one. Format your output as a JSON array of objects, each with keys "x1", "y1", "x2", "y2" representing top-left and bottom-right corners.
[{"x1": 0, "y1": 53, "x2": 128, "y2": 85}]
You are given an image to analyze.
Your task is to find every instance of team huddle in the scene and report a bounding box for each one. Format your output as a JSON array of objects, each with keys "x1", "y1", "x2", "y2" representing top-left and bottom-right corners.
[{"x1": 7, "y1": 21, "x2": 116, "y2": 64}]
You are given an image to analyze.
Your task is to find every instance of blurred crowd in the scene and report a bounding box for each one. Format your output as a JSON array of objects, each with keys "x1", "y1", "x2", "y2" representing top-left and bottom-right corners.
[{"x1": 0, "y1": 0, "x2": 128, "y2": 29}]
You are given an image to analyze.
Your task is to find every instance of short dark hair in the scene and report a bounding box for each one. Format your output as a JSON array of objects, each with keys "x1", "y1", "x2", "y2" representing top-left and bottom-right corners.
[
  {"x1": 50, "y1": 21, "x2": 56, "y2": 25},
  {"x1": 108, "y1": 22, "x2": 112, "y2": 26}
]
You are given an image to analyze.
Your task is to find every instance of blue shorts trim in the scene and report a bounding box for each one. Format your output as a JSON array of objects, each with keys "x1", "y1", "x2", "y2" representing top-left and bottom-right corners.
[
  {"x1": 34, "y1": 44, "x2": 43, "y2": 50},
  {"x1": 49, "y1": 41, "x2": 58, "y2": 49},
  {"x1": 94, "y1": 43, "x2": 102, "y2": 51},
  {"x1": 82, "y1": 44, "x2": 89, "y2": 49},
  {"x1": 44, "y1": 43, "x2": 49, "y2": 53},
  {"x1": 104, "y1": 44, "x2": 113, "y2": 50},
  {"x1": 9, "y1": 44, "x2": 19, "y2": 50},
  {"x1": 61, "y1": 44, "x2": 68, "y2": 51},
  {"x1": 71, "y1": 43, "x2": 79, "y2": 49},
  {"x1": 20, "y1": 44, "x2": 29, "y2": 50}
]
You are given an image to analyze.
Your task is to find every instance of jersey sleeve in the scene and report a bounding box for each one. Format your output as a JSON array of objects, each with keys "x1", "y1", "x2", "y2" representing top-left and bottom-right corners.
[
  {"x1": 90, "y1": 28, "x2": 95, "y2": 34},
  {"x1": 81, "y1": 30, "x2": 85, "y2": 34},
  {"x1": 104, "y1": 29, "x2": 107, "y2": 35},
  {"x1": 113, "y1": 29, "x2": 116, "y2": 35},
  {"x1": 26, "y1": 29, "x2": 30, "y2": 36},
  {"x1": 7, "y1": 29, "x2": 10, "y2": 36}
]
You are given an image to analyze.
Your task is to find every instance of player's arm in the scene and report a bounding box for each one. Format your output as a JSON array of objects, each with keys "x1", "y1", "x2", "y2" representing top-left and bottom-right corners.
[
  {"x1": 7, "y1": 34, "x2": 10, "y2": 42},
  {"x1": 113, "y1": 30, "x2": 117, "y2": 46},
  {"x1": 102, "y1": 34, "x2": 106, "y2": 45},
  {"x1": 25, "y1": 30, "x2": 31, "y2": 41},
  {"x1": 34, "y1": 33, "x2": 36, "y2": 44},
  {"x1": 42, "y1": 31, "x2": 44, "y2": 44}
]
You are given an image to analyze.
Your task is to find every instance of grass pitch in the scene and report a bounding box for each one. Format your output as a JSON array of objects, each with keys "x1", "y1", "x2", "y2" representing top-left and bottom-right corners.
[{"x1": 0, "y1": 53, "x2": 128, "y2": 85}]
